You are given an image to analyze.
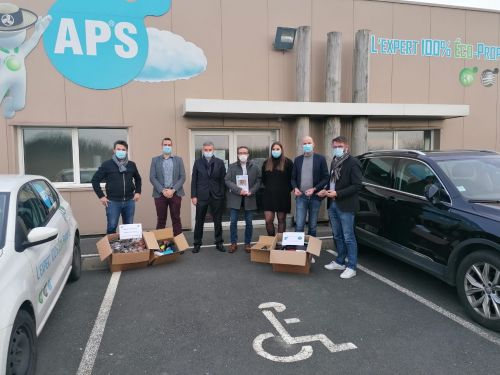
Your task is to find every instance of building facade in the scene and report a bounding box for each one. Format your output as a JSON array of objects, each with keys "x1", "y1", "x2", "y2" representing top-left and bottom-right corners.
[{"x1": 1, "y1": 0, "x2": 500, "y2": 234}]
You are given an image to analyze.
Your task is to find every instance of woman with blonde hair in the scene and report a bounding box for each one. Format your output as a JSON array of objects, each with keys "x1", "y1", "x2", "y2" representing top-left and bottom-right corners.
[{"x1": 261, "y1": 141, "x2": 294, "y2": 235}]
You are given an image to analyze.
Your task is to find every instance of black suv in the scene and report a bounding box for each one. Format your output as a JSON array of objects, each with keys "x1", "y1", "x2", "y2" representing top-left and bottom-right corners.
[{"x1": 356, "y1": 150, "x2": 500, "y2": 331}]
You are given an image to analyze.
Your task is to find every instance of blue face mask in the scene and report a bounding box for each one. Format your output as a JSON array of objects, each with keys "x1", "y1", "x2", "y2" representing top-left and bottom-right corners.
[
  {"x1": 115, "y1": 150, "x2": 127, "y2": 159},
  {"x1": 303, "y1": 144, "x2": 313, "y2": 153},
  {"x1": 333, "y1": 147, "x2": 344, "y2": 158},
  {"x1": 271, "y1": 150, "x2": 282, "y2": 158},
  {"x1": 163, "y1": 146, "x2": 172, "y2": 154},
  {"x1": 203, "y1": 151, "x2": 214, "y2": 158}
]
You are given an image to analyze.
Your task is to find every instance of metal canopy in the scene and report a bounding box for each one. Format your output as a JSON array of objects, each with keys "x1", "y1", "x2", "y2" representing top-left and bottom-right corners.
[{"x1": 183, "y1": 99, "x2": 469, "y2": 120}]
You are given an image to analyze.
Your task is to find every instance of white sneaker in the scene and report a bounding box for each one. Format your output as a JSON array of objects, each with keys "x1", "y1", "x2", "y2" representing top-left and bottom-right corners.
[
  {"x1": 324, "y1": 261, "x2": 346, "y2": 271},
  {"x1": 311, "y1": 257, "x2": 316, "y2": 264},
  {"x1": 340, "y1": 268, "x2": 357, "y2": 279}
]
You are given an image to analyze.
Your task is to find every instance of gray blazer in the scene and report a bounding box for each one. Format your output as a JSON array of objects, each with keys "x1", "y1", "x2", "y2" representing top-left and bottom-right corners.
[
  {"x1": 149, "y1": 155, "x2": 186, "y2": 197},
  {"x1": 225, "y1": 160, "x2": 261, "y2": 210}
]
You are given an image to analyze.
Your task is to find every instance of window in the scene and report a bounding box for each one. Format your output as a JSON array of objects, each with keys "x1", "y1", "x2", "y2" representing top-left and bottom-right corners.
[
  {"x1": 16, "y1": 184, "x2": 49, "y2": 246},
  {"x1": 21, "y1": 127, "x2": 128, "y2": 185},
  {"x1": 31, "y1": 180, "x2": 59, "y2": 217},
  {"x1": 395, "y1": 160, "x2": 440, "y2": 196},
  {"x1": 368, "y1": 130, "x2": 437, "y2": 151},
  {"x1": 363, "y1": 157, "x2": 395, "y2": 188},
  {"x1": 0, "y1": 193, "x2": 9, "y2": 249}
]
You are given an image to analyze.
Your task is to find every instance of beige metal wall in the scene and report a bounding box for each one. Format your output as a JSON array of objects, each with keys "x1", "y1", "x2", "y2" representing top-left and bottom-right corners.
[{"x1": 2, "y1": 0, "x2": 500, "y2": 234}]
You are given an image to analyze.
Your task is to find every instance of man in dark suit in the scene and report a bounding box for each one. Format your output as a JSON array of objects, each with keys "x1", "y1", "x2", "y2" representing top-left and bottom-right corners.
[
  {"x1": 191, "y1": 141, "x2": 226, "y2": 253},
  {"x1": 291, "y1": 136, "x2": 329, "y2": 237},
  {"x1": 319, "y1": 136, "x2": 362, "y2": 279}
]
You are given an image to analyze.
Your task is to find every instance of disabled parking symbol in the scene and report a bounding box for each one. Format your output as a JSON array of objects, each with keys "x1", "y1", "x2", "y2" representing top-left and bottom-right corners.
[{"x1": 253, "y1": 302, "x2": 357, "y2": 363}]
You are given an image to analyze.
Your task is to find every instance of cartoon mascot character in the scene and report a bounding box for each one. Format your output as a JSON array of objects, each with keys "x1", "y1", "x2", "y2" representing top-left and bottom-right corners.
[{"x1": 0, "y1": 3, "x2": 50, "y2": 119}]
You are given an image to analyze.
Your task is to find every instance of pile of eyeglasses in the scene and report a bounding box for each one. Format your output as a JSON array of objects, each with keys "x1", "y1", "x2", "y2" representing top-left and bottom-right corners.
[{"x1": 109, "y1": 238, "x2": 147, "y2": 253}]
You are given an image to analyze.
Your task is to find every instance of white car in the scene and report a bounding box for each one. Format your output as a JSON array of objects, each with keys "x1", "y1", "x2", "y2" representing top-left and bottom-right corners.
[{"x1": 0, "y1": 175, "x2": 81, "y2": 375}]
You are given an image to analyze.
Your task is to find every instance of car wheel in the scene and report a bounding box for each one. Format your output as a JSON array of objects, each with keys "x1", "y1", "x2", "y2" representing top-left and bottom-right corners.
[
  {"x1": 456, "y1": 250, "x2": 500, "y2": 332},
  {"x1": 6, "y1": 310, "x2": 37, "y2": 375},
  {"x1": 68, "y1": 237, "x2": 81, "y2": 282}
]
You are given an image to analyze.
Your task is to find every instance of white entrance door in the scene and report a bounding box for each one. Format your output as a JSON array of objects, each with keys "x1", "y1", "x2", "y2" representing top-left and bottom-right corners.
[{"x1": 190, "y1": 130, "x2": 278, "y2": 228}]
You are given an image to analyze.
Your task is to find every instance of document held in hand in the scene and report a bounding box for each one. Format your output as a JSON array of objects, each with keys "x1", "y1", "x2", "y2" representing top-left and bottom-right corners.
[{"x1": 236, "y1": 175, "x2": 249, "y2": 192}]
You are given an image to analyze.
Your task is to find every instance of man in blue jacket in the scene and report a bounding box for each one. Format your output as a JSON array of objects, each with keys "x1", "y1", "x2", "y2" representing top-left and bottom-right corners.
[
  {"x1": 291, "y1": 136, "x2": 329, "y2": 237},
  {"x1": 149, "y1": 137, "x2": 186, "y2": 235},
  {"x1": 191, "y1": 141, "x2": 226, "y2": 253},
  {"x1": 91, "y1": 140, "x2": 142, "y2": 234}
]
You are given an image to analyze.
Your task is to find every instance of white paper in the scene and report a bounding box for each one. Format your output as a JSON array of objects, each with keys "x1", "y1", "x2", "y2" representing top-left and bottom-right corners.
[
  {"x1": 119, "y1": 223, "x2": 143, "y2": 240},
  {"x1": 236, "y1": 175, "x2": 249, "y2": 192},
  {"x1": 282, "y1": 232, "x2": 305, "y2": 246}
]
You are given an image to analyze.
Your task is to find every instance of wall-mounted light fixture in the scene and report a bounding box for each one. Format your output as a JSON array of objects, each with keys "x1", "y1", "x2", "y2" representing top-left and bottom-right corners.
[{"x1": 273, "y1": 27, "x2": 296, "y2": 51}]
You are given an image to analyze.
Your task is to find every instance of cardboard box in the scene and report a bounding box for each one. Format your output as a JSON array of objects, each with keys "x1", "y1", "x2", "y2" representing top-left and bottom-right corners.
[
  {"x1": 146, "y1": 228, "x2": 190, "y2": 266},
  {"x1": 269, "y1": 234, "x2": 322, "y2": 274},
  {"x1": 97, "y1": 232, "x2": 156, "y2": 272},
  {"x1": 250, "y1": 236, "x2": 276, "y2": 264}
]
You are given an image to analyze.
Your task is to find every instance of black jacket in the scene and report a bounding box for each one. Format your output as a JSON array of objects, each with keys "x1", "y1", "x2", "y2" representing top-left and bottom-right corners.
[
  {"x1": 91, "y1": 159, "x2": 142, "y2": 201},
  {"x1": 191, "y1": 157, "x2": 226, "y2": 201},
  {"x1": 327, "y1": 155, "x2": 362, "y2": 212},
  {"x1": 291, "y1": 153, "x2": 330, "y2": 200}
]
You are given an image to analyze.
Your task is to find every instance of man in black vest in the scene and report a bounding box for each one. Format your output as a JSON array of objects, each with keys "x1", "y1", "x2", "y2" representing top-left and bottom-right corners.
[
  {"x1": 191, "y1": 141, "x2": 226, "y2": 253},
  {"x1": 318, "y1": 136, "x2": 362, "y2": 279}
]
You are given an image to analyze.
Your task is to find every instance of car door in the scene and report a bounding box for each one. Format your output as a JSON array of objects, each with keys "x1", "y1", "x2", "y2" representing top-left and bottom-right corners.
[
  {"x1": 388, "y1": 158, "x2": 458, "y2": 265},
  {"x1": 357, "y1": 157, "x2": 397, "y2": 240}
]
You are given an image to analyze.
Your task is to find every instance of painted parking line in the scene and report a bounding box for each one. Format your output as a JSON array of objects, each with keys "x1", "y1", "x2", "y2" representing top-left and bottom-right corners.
[
  {"x1": 77, "y1": 271, "x2": 122, "y2": 375},
  {"x1": 325, "y1": 249, "x2": 500, "y2": 347}
]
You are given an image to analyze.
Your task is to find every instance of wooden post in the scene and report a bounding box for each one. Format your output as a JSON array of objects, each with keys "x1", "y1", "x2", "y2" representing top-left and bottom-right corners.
[
  {"x1": 351, "y1": 29, "x2": 370, "y2": 156},
  {"x1": 325, "y1": 31, "x2": 342, "y2": 156},
  {"x1": 296, "y1": 26, "x2": 311, "y2": 156}
]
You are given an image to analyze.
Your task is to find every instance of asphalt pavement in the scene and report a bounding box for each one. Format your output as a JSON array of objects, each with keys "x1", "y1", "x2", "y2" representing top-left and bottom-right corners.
[{"x1": 36, "y1": 224, "x2": 500, "y2": 375}]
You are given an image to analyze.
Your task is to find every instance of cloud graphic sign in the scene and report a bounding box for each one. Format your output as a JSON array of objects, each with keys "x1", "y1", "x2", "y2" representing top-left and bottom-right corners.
[{"x1": 135, "y1": 28, "x2": 207, "y2": 82}]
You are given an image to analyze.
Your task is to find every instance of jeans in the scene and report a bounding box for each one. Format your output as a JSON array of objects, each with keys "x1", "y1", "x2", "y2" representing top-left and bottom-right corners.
[
  {"x1": 230, "y1": 208, "x2": 254, "y2": 244},
  {"x1": 295, "y1": 195, "x2": 321, "y2": 236},
  {"x1": 193, "y1": 198, "x2": 224, "y2": 246},
  {"x1": 328, "y1": 202, "x2": 358, "y2": 270},
  {"x1": 106, "y1": 199, "x2": 135, "y2": 234},
  {"x1": 154, "y1": 194, "x2": 182, "y2": 235}
]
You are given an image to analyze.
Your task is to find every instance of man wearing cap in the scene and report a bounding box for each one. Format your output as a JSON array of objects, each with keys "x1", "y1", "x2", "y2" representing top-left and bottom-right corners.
[{"x1": 0, "y1": 3, "x2": 51, "y2": 119}]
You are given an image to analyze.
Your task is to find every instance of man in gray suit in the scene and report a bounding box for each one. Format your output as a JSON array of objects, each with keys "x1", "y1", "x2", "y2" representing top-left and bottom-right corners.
[{"x1": 149, "y1": 137, "x2": 186, "y2": 235}]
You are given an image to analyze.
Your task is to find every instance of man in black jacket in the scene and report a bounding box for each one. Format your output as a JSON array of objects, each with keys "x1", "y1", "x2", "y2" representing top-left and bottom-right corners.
[
  {"x1": 91, "y1": 140, "x2": 142, "y2": 234},
  {"x1": 191, "y1": 141, "x2": 226, "y2": 253},
  {"x1": 318, "y1": 136, "x2": 362, "y2": 279}
]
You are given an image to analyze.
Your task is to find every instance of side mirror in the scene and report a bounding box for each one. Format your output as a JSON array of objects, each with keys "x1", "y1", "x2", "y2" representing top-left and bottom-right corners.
[
  {"x1": 22, "y1": 227, "x2": 58, "y2": 250},
  {"x1": 424, "y1": 184, "x2": 440, "y2": 202}
]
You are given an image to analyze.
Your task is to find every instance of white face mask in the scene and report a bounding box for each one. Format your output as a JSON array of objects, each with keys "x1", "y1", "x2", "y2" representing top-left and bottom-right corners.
[
  {"x1": 238, "y1": 155, "x2": 248, "y2": 163},
  {"x1": 203, "y1": 151, "x2": 214, "y2": 158}
]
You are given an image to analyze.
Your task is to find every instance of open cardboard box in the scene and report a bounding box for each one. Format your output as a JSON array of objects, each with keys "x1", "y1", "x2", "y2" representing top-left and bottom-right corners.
[
  {"x1": 270, "y1": 233, "x2": 322, "y2": 274},
  {"x1": 97, "y1": 232, "x2": 157, "y2": 272},
  {"x1": 146, "y1": 228, "x2": 190, "y2": 266},
  {"x1": 250, "y1": 236, "x2": 276, "y2": 263}
]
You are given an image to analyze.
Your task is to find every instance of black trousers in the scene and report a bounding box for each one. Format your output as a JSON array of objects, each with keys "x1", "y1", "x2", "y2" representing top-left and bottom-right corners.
[{"x1": 193, "y1": 198, "x2": 224, "y2": 246}]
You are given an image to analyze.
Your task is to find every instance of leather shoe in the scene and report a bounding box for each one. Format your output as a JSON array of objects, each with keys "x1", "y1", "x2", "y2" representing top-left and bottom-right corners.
[
  {"x1": 192, "y1": 245, "x2": 200, "y2": 253},
  {"x1": 245, "y1": 244, "x2": 252, "y2": 253},
  {"x1": 216, "y1": 243, "x2": 226, "y2": 252},
  {"x1": 229, "y1": 243, "x2": 238, "y2": 253}
]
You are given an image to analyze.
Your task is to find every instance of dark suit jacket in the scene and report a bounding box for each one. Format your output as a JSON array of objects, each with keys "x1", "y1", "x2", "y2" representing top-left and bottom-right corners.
[
  {"x1": 191, "y1": 157, "x2": 226, "y2": 201},
  {"x1": 327, "y1": 155, "x2": 362, "y2": 212},
  {"x1": 291, "y1": 153, "x2": 329, "y2": 200}
]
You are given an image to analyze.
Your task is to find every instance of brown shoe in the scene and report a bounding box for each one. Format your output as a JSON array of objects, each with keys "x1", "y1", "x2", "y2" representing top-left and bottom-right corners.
[
  {"x1": 229, "y1": 243, "x2": 238, "y2": 253},
  {"x1": 245, "y1": 244, "x2": 252, "y2": 253}
]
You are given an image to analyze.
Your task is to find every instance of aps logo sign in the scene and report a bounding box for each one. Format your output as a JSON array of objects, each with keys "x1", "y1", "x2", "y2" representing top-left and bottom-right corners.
[{"x1": 43, "y1": 0, "x2": 171, "y2": 89}]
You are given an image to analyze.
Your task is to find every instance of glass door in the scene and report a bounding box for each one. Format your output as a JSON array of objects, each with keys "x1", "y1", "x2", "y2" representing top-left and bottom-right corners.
[{"x1": 190, "y1": 130, "x2": 278, "y2": 228}]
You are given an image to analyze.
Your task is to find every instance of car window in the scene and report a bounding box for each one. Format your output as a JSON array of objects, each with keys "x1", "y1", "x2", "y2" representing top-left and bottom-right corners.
[
  {"x1": 31, "y1": 180, "x2": 59, "y2": 216},
  {"x1": 16, "y1": 184, "x2": 49, "y2": 245},
  {"x1": 0, "y1": 193, "x2": 9, "y2": 249},
  {"x1": 362, "y1": 157, "x2": 395, "y2": 188},
  {"x1": 395, "y1": 159, "x2": 442, "y2": 197},
  {"x1": 438, "y1": 156, "x2": 500, "y2": 200}
]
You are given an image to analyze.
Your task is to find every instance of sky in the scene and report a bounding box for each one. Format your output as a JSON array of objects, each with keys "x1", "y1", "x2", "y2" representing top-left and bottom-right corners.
[{"x1": 401, "y1": 0, "x2": 500, "y2": 11}]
